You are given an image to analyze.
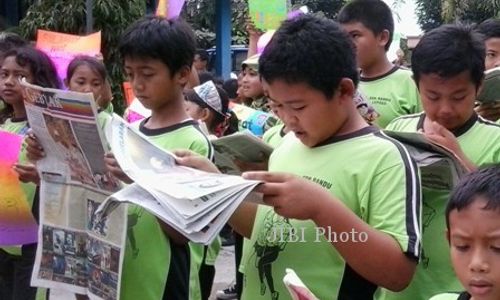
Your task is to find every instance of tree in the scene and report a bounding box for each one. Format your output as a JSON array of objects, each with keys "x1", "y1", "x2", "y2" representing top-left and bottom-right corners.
[
  {"x1": 415, "y1": 0, "x2": 500, "y2": 32},
  {"x1": 183, "y1": 0, "x2": 347, "y2": 49},
  {"x1": 18, "y1": 0, "x2": 146, "y2": 115}
]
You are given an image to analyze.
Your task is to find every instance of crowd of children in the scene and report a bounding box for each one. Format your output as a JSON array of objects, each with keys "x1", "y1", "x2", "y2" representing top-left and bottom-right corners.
[{"x1": 1, "y1": 0, "x2": 500, "y2": 299}]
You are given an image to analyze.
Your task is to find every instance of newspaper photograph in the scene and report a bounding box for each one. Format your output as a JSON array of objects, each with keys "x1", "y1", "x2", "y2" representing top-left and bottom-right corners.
[
  {"x1": 22, "y1": 81, "x2": 126, "y2": 300},
  {"x1": 96, "y1": 115, "x2": 262, "y2": 244}
]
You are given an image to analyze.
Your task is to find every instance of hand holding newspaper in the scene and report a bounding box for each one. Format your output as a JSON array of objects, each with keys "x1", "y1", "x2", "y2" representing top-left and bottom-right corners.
[
  {"x1": 21, "y1": 80, "x2": 126, "y2": 300},
  {"x1": 96, "y1": 115, "x2": 262, "y2": 244},
  {"x1": 383, "y1": 130, "x2": 468, "y2": 190},
  {"x1": 211, "y1": 131, "x2": 274, "y2": 175}
]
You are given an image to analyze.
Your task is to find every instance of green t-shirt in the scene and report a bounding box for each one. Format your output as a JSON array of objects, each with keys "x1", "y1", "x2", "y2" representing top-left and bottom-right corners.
[
  {"x1": 262, "y1": 123, "x2": 286, "y2": 148},
  {"x1": 359, "y1": 66, "x2": 422, "y2": 128},
  {"x1": 381, "y1": 113, "x2": 500, "y2": 300},
  {"x1": 120, "y1": 119, "x2": 212, "y2": 300},
  {"x1": 429, "y1": 292, "x2": 471, "y2": 300},
  {"x1": 1, "y1": 118, "x2": 37, "y2": 255},
  {"x1": 241, "y1": 126, "x2": 422, "y2": 300}
]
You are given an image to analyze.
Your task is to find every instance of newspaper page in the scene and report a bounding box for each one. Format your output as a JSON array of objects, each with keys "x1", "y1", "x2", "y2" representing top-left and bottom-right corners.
[
  {"x1": 96, "y1": 115, "x2": 261, "y2": 244},
  {"x1": 108, "y1": 115, "x2": 257, "y2": 199},
  {"x1": 211, "y1": 131, "x2": 273, "y2": 175},
  {"x1": 22, "y1": 80, "x2": 126, "y2": 300},
  {"x1": 383, "y1": 130, "x2": 468, "y2": 190}
]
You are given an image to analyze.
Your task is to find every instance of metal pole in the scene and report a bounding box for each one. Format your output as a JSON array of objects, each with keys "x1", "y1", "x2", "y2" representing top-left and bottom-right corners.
[
  {"x1": 86, "y1": 0, "x2": 93, "y2": 34},
  {"x1": 215, "y1": 0, "x2": 232, "y2": 80}
]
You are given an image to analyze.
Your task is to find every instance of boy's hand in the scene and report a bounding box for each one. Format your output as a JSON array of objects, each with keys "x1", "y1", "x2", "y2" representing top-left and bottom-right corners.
[
  {"x1": 423, "y1": 121, "x2": 462, "y2": 155},
  {"x1": 173, "y1": 150, "x2": 220, "y2": 173},
  {"x1": 246, "y1": 19, "x2": 263, "y2": 38},
  {"x1": 242, "y1": 171, "x2": 330, "y2": 220},
  {"x1": 13, "y1": 163, "x2": 40, "y2": 185},
  {"x1": 26, "y1": 132, "x2": 45, "y2": 162},
  {"x1": 475, "y1": 101, "x2": 500, "y2": 122},
  {"x1": 423, "y1": 121, "x2": 476, "y2": 172},
  {"x1": 104, "y1": 152, "x2": 133, "y2": 184}
]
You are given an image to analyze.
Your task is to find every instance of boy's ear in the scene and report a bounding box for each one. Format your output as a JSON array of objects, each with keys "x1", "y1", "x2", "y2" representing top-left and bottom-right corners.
[
  {"x1": 445, "y1": 229, "x2": 450, "y2": 244},
  {"x1": 337, "y1": 78, "x2": 356, "y2": 103},
  {"x1": 63, "y1": 78, "x2": 69, "y2": 88},
  {"x1": 377, "y1": 29, "x2": 391, "y2": 50},
  {"x1": 175, "y1": 65, "x2": 192, "y2": 86}
]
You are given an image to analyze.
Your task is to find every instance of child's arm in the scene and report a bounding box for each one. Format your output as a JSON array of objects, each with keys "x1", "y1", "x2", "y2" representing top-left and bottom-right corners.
[
  {"x1": 423, "y1": 121, "x2": 477, "y2": 172},
  {"x1": 242, "y1": 171, "x2": 418, "y2": 292}
]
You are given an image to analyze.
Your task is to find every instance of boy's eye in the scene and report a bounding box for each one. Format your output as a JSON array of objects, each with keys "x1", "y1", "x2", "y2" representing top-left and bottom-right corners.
[
  {"x1": 487, "y1": 52, "x2": 497, "y2": 58},
  {"x1": 491, "y1": 246, "x2": 500, "y2": 253},
  {"x1": 454, "y1": 244, "x2": 469, "y2": 252},
  {"x1": 291, "y1": 106, "x2": 306, "y2": 111}
]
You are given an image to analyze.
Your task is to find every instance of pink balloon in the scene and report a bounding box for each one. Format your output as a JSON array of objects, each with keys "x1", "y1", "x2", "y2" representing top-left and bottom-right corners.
[{"x1": 257, "y1": 30, "x2": 276, "y2": 54}]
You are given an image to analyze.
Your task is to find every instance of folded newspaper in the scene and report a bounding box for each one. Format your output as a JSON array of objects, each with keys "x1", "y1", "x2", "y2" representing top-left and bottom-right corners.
[
  {"x1": 283, "y1": 269, "x2": 319, "y2": 300},
  {"x1": 383, "y1": 130, "x2": 468, "y2": 190},
  {"x1": 21, "y1": 80, "x2": 126, "y2": 300},
  {"x1": 477, "y1": 66, "x2": 500, "y2": 104},
  {"x1": 96, "y1": 115, "x2": 261, "y2": 244},
  {"x1": 211, "y1": 131, "x2": 273, "y2": 175}
]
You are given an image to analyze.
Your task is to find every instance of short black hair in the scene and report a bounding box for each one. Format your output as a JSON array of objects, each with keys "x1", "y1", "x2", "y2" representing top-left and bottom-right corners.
[
  {"x1": 476, "y1": 18, "x2": 500, "y2": 40},
  {"x1": 119, "y1": 16, "x2": 196, "y2": 77},
  {"x1": 259, "y1": 15, "x2": 358, "y2": 100},
  {"x1": 223, "y1": 79, "x2": 238, "y2": 99},
  {"x1": 412, "y1": 23, "x2": 485, "y2": 89},
  {"x1": 337, "y1": 0, "x2": 394, "y2": 51},
  {"x1": 446, "y1": 165, "x2": 500, "y2": 229},
  {"x1": 196, "y1": 49, "x2": 209, "y2": 62}
]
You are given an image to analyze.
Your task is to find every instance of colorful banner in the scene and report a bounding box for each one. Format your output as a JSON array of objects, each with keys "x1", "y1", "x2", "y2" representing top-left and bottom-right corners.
[
  {"x1": 156, "y1": 0, "x2": 186, "y2": 20},
  {"x1": 36, "y1": 30, "x2": 101, "y2": 83},
  {"x1": 249, "y1": 0, "x2": 288, "y2": 30},
  {"x1": 0, "y1": 130, "x2": 38, "y2": 245}
]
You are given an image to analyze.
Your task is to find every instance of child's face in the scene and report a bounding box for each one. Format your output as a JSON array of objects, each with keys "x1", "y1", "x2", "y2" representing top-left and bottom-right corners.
[
  {"x1": 0, "y1": 56, "x2": 33, "y2": 105},
  {"x1": 241, "y1": 67, "x2": 264, "y2": 99},
  {"x1": 262, "y1": 78, "x2": 351, "y2": 147},
  {"x1": 124, "y1": 57, "x2": 182, "y2": 110},
  {"x1": 485, "y1": 37, "x2": 500, "y2": 70},
  {"x1": 448, "y1": 197, "x2": 500, "y2": 300},
  {"x1": 67, "y1": 65, "x2": 105, "y2": 106},
  {"x1": 418, "y1": 71, "x2": 477, "y2": 131},
  {"x1": 341, "y1": 22, "x2": 388, "y2": 71}
]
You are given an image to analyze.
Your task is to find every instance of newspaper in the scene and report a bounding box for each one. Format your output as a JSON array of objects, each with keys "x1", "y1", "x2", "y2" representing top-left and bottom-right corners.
[
  {"x1": 283, "y1": 268, "x2": 319, "y2": 300},
  {"x1": 22, "y1": 80, "x2": 127, "y2": 300},
  {"x1": 96, "y1": 115, "x2": 261, "y2": 244},
  {"x1": 211, "y1": 131, "x2": 273, "y2": 175},
  {"x1": 383, "y1": 130, "x2": 468, "y2": 190}
]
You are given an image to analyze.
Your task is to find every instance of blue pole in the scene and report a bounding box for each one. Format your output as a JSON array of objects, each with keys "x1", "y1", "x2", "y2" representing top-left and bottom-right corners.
[{"x1": 215, "y1": 0, "x2": 231, "y2": 80}]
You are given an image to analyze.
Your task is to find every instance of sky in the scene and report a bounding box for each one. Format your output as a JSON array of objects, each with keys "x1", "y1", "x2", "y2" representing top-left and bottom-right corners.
[{"x1": 383, "y1": 0, "x2": 423, "y2": 36}]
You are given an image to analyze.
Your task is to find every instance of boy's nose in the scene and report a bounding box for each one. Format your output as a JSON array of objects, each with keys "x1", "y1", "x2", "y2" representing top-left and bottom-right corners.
[{"x1": 469, "y1": 250, "x2": 489, "y2": 273}]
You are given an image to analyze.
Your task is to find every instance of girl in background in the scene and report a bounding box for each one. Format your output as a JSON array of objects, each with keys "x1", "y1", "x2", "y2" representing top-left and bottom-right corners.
[{"x1": 0, "y1": 46, "x2": 61, "y2": 300}]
